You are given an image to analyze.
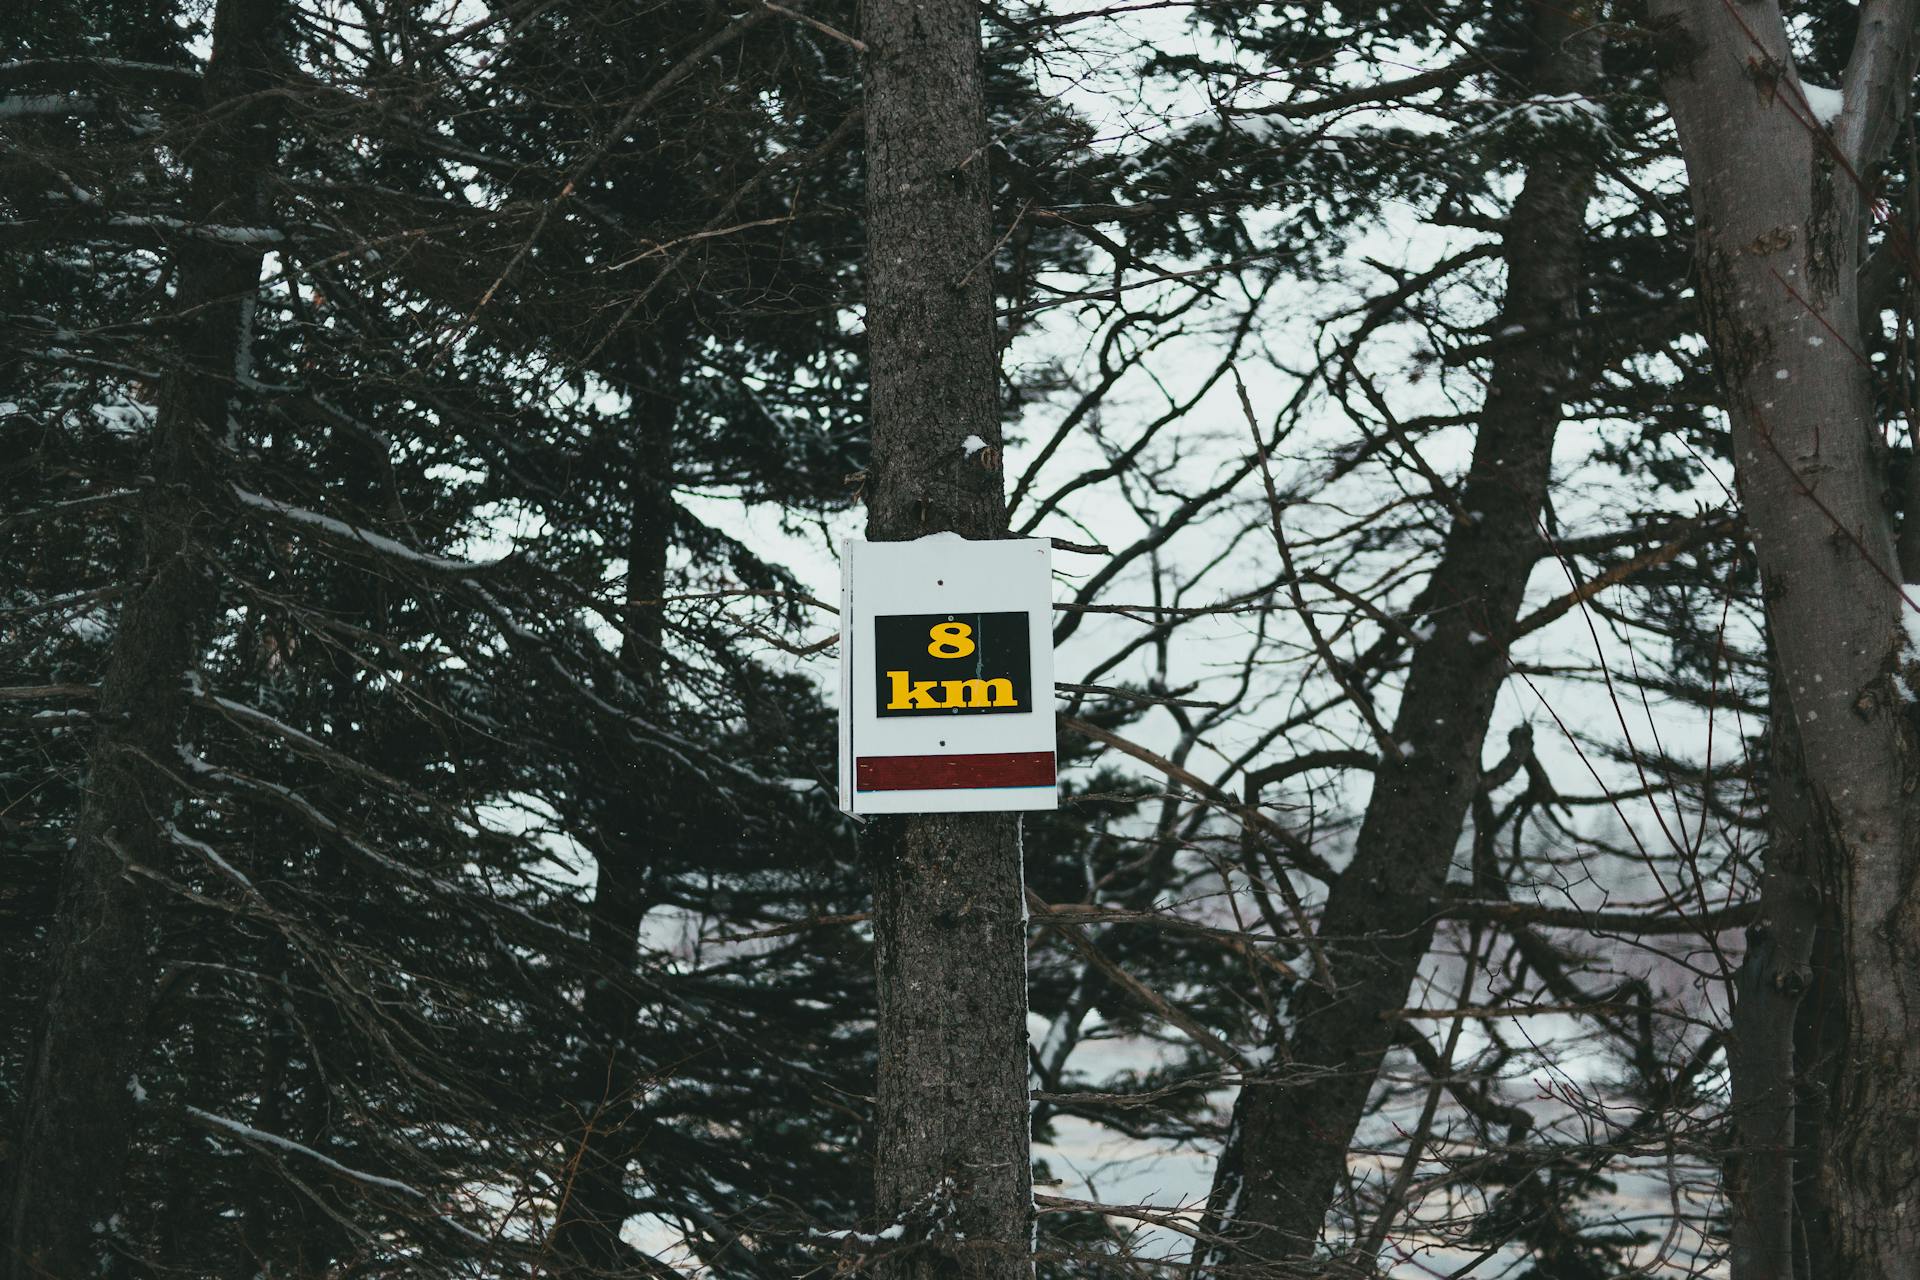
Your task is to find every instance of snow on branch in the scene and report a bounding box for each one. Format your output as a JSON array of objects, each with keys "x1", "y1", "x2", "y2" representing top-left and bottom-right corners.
[
  {"x1": 186, "y1": 1105, "x2": 423, "y2": 1196},
  {"x1": 183, "y1": 1107, "x2": 497, "y2": 1249},
  {"x1": 0, "y1": 683, "x2": 97, "y2": 702},
  {"x1": 462, "y1": 579, "x2": 752, "y2": 794},
  {"x1": 162, "y1": 820, "x2": 255, "y2": 893},
  {"x1": 232, "y1": 485, "x2": 509, "y2": 574},
  {"x1": 0, "y1": 58, "x2": 202, "y2": 93},
  {"x1": 194, "y1": 690, "x2": 420, "y2": 801},
  {"x1": 172, "y1": 744, "x2": 591, "y2": 952},
  {"x1": 106, "y1": 214, "x2": 285, "y2": 245},
  {"x1": 0, "y1": 94, "x2": 97, "y2": 118}
]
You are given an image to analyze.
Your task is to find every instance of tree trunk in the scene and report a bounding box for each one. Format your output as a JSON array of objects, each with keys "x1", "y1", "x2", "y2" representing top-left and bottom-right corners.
[
  {"x1": 550, "y1": 369, "x2": 678, "y2": 1277},
  {"x1": 1727, "y1": 670, "x2": 1826, "y2": 1280},
  {"x1": 3, "y1": 2, "x2": 284, "y2": 1275},
  {"x1": 1197, "y1": 14, "x2": 1601, "y2": 1271},
  {"x1": 1654, "y1": 1, "x2": 1920, "y2": 1274},
  {"x1": 1792, "y1": 897, "x2": 1847, "y2": 1280},
  {"x1": 860, "y1": 1, "x2": 1033, "y2": 1276}
]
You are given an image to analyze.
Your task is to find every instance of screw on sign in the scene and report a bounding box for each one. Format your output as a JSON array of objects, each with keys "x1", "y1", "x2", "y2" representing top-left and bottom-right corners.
[{"x1": 838, "y1": 535, "x2": 1056, "y2": 815}]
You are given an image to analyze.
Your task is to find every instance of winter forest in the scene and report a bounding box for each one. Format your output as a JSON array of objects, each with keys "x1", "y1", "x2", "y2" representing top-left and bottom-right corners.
[{"x1": 11, "y1": 0, "x2": 1920, "y2": 1276}]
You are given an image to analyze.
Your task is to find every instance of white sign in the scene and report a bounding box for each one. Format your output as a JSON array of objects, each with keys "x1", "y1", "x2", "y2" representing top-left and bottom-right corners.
[{"x1": 838, "y1": 534, "x2": 1057, "y2": 814}]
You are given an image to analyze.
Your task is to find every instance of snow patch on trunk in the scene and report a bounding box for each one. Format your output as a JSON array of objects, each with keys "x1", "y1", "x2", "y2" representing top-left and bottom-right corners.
[{"x1": 1800, "y1": 83, "x2": 1844, "y2": 124}]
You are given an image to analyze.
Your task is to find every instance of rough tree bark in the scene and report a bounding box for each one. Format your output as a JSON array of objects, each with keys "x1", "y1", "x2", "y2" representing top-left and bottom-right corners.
[
  {"x1": 859, "y1": 1, "x2": 1033, "y2": 1276},
  {"x1": 1652, "y1": 0, "x2": 1920, "y2": 1274},
  {"x1": 1196, "y1": 13, "x2": 1602, "y2": 1272},
  {"x1": 1792, "y1": 890, "x2": 1847, "y2": 1280},
  {"x1": 3, "y1": 1, "x2": 286, "y2": 1275},
  {"x1": 1727, "y1": 671, "x2": 1825, "y2": 1280},
  {"x1": 550, "y1": 367, "x2": 680, "y2": 1278}
]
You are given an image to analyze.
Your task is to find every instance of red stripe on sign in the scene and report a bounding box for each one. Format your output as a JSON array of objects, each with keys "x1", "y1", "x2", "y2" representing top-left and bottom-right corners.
[{"x1": 856, "y1": 751, "x2": 1056, "y2": 791}]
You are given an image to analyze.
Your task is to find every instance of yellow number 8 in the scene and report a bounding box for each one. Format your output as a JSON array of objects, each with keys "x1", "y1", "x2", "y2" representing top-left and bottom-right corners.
[{"x1": 927, "y1": 621, "x2": 976, "y2": 659}]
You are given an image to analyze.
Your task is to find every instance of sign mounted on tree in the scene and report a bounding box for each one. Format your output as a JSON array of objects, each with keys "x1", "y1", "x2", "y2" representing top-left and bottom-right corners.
[{"x1": 839, "y1": 535, "x2": 1057, "y2": 814}]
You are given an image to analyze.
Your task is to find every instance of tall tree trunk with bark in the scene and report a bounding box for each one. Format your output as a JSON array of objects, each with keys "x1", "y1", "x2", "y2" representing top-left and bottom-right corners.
[
  {"x1": 859, "y1": 1, "x2": 1033, "y2": 1276},
  {"x1": 550, "y1": 369, "x2": 679, "y2": 1277},
  {"x1": 1653, "y1": 1, "x2": 1920, "y2": 1274},
  {"x1": 1196, "y1": 14, "x2": 1602, "y2": 1272},
  {"x1": 1727, "y1": 671, "x2": 1826, "y2": 1280},
  {"x1": 3, "y1": 2, "x2": 285, "y2": 1275},
  {"x1": 1792, "y1": 892, "x2": 1847, "y2": 1280}
]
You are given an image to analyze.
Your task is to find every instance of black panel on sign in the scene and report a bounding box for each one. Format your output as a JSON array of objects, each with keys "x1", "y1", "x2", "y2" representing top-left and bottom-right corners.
[{"x1": 872, "y1": 612, "x2": 1031, "y2": 717}]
